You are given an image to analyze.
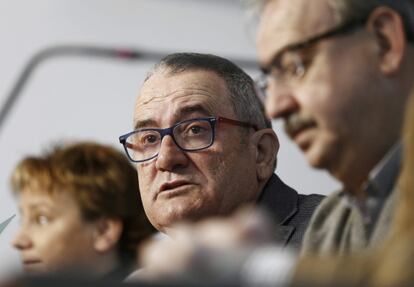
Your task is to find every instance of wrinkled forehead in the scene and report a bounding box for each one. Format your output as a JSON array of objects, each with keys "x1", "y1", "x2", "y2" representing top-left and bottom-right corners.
[
  {"x1": 257, "y1": 0, "x2": 337, "y2": 64},
  {"x1": 133, "y1": 69, "x2": 234, "y2": 128}
]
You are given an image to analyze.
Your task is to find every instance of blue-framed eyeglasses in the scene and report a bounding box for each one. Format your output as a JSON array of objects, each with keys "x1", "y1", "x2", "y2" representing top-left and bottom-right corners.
[
  {"x1": 119, "y1": 116, "x2": 258, "y2": 163},
  {"x1": 256, "y1": 16, "x2": 368, "y2": 98}
]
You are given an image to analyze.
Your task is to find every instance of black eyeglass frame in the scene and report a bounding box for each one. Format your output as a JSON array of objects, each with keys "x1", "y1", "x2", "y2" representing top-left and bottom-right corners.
[
  {"x1": 256, "y1": 16, "x2": 369, "y2": 93},
  {"x1": 119, "y1": 116, "x2": 258, "y2": 163}
]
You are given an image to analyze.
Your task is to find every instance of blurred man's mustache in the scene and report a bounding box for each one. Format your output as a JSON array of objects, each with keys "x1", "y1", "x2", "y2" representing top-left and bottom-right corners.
[{"x1": 284, "y1": 113, "x2": 316, "y2": 138}]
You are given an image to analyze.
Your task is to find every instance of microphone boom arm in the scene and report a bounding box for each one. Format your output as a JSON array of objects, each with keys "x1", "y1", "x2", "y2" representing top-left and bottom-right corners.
[{"x1": 0, "y1": 44, "x2": 258, "y2": 134}]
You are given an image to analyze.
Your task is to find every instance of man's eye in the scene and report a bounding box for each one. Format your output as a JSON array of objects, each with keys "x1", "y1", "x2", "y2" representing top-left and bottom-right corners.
[
  {"x1": 144, "y1": 135, "x2": 157, "y2": 143},
  {"x1": 186, "y1": 124, "x2": 209, "y2": 136},
  {"x1": 139, "y1": 133, "x2": 159, "y2": 145},
  {"x1": 284, "y1": 61, "x2": 305, "y2": 78},
  {"x1": 190, "y1": 126, "x2": 204, "y2": 134}
]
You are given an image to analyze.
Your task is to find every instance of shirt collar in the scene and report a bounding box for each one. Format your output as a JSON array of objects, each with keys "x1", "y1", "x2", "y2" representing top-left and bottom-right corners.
[
  {"x1": 364, "y1": 142, "x2": 402, "y2": 199},
  {"x1": 342, "y1": 142, "x2": 402, "y2": 230}
]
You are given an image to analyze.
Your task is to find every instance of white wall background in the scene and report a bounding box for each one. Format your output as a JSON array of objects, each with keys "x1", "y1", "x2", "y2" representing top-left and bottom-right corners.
[{"x1": 0, "y1": 0, "x2": 340, "y2": 280}]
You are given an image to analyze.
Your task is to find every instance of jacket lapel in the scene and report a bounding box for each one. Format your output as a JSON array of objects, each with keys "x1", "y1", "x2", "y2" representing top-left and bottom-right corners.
[
  {"x1": 258, "y1": 174, "x2": 299, "y2": 245},
  {"x1": 274, "y1": 225, "x2": 296, "y2": 246}
]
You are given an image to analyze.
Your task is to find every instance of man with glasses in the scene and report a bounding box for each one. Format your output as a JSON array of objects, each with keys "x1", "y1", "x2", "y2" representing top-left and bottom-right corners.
[
  {"x1": 119, "y1": 52, "x2": 323, "y2": 248},
  {"x1": 256, "y1": 0, "x2": 413, "y2": 255}
]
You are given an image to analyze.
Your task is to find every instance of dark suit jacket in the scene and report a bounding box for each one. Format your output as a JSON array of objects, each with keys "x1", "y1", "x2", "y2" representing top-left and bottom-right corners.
[{"x1": 258, "y1": 174, "x2": 324, "y2": 249}]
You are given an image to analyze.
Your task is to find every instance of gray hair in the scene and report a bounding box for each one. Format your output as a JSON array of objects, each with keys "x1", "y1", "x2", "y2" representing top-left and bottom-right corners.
[
  {"x1": 145, "y1": 52, "x2": 271, "y2": 130},
  {"x1": 328, "y1": 0, "x2": 414, "y2": 41},
  {"x1": 247, "y1": 0, "x2": 414, "y2": 42}
]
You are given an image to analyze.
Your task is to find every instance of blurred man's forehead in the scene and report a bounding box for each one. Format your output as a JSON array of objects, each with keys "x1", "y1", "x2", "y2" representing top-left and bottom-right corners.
[{"x1": 257, "y1": 0, "x2": 337, "y2": 65}]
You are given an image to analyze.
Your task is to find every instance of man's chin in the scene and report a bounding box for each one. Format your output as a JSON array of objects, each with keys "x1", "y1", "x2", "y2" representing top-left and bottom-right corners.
[
  {"x1": 155, "y1": 207, "x2": 207, "y2": 232},
  {"x1": 23, "y1": 264, "x2": 48, "y2": 275},
  {"x1": 305, "y1": 144, "x2": 335, "y2": 171}
]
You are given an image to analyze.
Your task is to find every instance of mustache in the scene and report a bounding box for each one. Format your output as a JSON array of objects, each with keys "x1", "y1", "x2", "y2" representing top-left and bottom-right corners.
[{"x1": 284, "y1": 113, "x2": 316, "y2": 138}]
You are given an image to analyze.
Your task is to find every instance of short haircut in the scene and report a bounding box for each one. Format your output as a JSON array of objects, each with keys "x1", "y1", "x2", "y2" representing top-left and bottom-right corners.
[
  {"x1": 328, "y1": 0, "x2": 414, "y2": 42},
  {"x1": 145, "y1": 52, "x2": 271, "y2": 130},
  {"x1": 248, "y1": 0, "x2": 414, "y2": 42},
  {"x1": 10, "y1": 141, "x2": 155, "y2": 266}
]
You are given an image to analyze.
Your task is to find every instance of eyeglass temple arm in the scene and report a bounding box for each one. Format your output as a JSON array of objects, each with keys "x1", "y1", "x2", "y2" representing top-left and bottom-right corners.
[{"x1": 217, "y1": 117, "x2": 258, "y2": 131}]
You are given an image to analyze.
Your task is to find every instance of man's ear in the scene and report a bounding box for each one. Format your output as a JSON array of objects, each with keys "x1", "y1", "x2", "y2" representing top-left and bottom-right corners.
[
  {"x1": 93, "y1": 218, "x2": 123, "y2": 253},
  {"x1": 250, "y1": 128, "x2": 279, "y2": 182},
  {"x1": 367, "y1": 6, "x2": 406, "y2": 75}
]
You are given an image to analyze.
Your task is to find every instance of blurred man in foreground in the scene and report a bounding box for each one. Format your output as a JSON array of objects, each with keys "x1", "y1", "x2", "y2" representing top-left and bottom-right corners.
[{"x1": 256, "y1": 0, "x2": 412, "y2": 255}]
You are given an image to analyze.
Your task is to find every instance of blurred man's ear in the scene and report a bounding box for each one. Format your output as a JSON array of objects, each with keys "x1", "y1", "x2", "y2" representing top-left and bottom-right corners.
[
  {"x1": 368, "y1": 6, "x2": 406, "y2": 75},
  {"x1": 93, "y1": 218, "x2": 123, "y2": 252},
  {"x1": 251, "y1": 128, "x2": 279, "y2": 182}
]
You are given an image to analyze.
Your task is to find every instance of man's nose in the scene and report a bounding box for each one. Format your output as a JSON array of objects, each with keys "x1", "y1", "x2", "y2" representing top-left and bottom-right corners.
[
  {"x1": 265, "y1": 80, "x2": 299, "y2": 120},
  {"x1": 12, "y1": 227, "x2": 33, "y2": 250},
  {"x1": 155, "y1": 135, "x2": 189, "y2": 172}
]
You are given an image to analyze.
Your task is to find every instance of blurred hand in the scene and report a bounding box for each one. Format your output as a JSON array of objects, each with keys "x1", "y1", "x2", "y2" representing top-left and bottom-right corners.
[{"x1": 135, "y1": 206, "x2": 275, "y2": 282}]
